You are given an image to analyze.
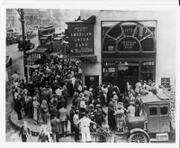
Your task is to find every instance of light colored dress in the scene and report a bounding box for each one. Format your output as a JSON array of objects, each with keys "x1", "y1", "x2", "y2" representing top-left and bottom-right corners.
[
  {"x1": 127, "y1": 105, "x2": 135, "y2": 117},
  {"x1": 33, "y1": 100, "x2": 39, "y2": 121},
  {"x1": 116, "y1": 109, "x2": 125, "y2": 130}
]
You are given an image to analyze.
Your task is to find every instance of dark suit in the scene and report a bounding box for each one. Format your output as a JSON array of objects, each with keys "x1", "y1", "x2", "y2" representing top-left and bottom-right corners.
[
  {"x1": 108, "y1": 107, "x2": 116, "y2": 130},
  {"x1": 107, "y1": 85, "x2": 114, "y2": 105}
]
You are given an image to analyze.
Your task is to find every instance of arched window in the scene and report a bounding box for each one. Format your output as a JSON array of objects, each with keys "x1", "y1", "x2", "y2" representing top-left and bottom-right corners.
[{"x1": 102, "y1": 21, "x2": 156, "y2": 52}]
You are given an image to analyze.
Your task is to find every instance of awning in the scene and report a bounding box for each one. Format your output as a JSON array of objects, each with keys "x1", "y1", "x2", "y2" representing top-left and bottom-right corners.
[{"x1": 70, "y1": 54, "x2": 97, "y2": 63}]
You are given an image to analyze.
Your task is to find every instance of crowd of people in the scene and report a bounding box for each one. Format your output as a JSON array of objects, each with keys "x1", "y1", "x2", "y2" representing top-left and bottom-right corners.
[{"x1": 10, "y1": 51, "x2": 164, "y2": 142}]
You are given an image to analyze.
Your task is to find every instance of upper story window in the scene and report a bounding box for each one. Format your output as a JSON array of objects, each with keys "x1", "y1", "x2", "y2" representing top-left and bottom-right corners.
[{"x1": 102, "y1": 21, "x2": 156, "y2": 52}]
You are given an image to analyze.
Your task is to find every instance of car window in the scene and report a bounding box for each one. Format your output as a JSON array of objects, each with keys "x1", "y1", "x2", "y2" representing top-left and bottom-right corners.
[
  {"x1": 149, "y1": 107, "x2": 157, "y2": 115},
  {"x1": 160, "y1": 106, "x2": 168, "y2": 115}
]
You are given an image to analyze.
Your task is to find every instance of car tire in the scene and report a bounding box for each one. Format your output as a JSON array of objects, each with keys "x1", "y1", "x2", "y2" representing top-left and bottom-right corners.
[{"x1": 128, "y1": 132, "x2": 149, "y2": 143}]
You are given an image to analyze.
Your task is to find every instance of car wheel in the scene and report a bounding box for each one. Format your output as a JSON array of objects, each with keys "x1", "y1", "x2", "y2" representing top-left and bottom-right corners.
[{"x1": 128, "y1": 132, "x2": 148, "y2": 143}]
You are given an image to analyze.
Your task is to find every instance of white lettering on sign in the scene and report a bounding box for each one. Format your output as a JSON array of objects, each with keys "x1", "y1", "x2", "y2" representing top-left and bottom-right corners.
[
  {"x1": 122, "y1": 40, "x2": 137, "y2": 49},
  {"x1": 68, "y1": 24, "x2": 94, "y2": 53}
]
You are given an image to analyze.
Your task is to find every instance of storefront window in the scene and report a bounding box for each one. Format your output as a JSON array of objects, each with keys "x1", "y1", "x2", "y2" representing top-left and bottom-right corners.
[
  {"x1": 103, "y1": 37, "x2": 116, "y2": 51},
  {"x1": 141, "y1": 61, "x2": 155, "y2": 81},
  {"x1": 141, "y1": 61, "x2": 155, "y2": 72}
]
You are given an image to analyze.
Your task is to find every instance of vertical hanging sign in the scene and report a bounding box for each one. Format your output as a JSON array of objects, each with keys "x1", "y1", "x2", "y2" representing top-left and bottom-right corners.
[{"x1": 66, "y1": 16, "x2": 96, "y2": 55}]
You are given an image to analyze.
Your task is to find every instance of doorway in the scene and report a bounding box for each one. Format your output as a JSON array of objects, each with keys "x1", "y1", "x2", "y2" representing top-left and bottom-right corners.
[{"x1": 118, "y1": 65, "x2": 139, "y2": 93}]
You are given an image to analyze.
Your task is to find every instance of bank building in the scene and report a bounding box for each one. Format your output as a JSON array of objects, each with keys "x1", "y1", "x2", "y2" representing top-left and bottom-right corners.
[{"x1": 66, "y1": 10, "x2": 176, "y2": 92}]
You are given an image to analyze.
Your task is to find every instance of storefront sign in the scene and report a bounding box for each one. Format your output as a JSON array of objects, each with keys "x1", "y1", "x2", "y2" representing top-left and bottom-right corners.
[
  {"x1": 118, "y1": 37, "x2": 140, "y2": 51},
  {"x1": 67, "y1": 23, "x2": 94, "y2": 55},
  {"x1": 161, "y1": 77, "x2": 170, "y2": 88}
]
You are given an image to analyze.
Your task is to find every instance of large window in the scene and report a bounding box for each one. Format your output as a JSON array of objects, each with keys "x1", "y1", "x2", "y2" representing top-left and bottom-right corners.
[
  {"x1": 102, "y1": 21, "x2": 156, "y2": 52},
  {"x1": 141, "y1": 61, "x2": 155, "y2": 81}
]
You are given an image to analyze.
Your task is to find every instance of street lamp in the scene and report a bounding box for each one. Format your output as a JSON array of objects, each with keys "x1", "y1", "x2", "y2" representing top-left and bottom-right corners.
[{"x1": 16, "y1": 8, "x2": 28, "y2": 84}]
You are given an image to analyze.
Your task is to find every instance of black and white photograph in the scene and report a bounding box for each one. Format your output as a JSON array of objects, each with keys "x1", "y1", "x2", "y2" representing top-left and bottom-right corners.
[{"x1": 3, "y1": 1, "x2": 179, "y2": 145}]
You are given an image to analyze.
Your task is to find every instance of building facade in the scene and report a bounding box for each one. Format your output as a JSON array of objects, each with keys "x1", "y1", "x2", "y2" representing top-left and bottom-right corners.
[
  {"x1": 75, "y1": 10, "x2": 176, "y2": 91},
  {"x1": 24, "y1": 9, "x2": 40, "y2": 26},
  {"x1": 6, "y1": 9, "x2": 19, "y2": 29}
]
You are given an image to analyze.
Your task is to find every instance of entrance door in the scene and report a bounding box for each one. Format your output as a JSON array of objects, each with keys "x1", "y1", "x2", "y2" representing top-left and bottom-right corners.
[
  {"x1": 85, "y1": 75, "x2": 99, "y2": 89},
  {"x1": 148, "y1": 105, "x2": 160, "y2": 133},
  {"x1": 118, "y1": 65, "x2": 139, "y2": 93}
]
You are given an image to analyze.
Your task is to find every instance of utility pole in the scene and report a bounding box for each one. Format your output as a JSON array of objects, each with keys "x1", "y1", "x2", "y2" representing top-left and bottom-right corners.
[{"x1": 16, "y1": 9, "x2": 28, "y2": 84}]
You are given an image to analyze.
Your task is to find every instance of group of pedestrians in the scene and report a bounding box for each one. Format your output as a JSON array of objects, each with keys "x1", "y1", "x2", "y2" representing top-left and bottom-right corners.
[{"x1": 10, "y1": 51, "x2": 164, "y2": 143}]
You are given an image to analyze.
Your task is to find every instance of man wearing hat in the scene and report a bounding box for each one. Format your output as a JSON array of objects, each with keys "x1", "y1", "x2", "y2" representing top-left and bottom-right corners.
[{"x1": 108, "y1": 101, "x2": 116, "y2": 131}]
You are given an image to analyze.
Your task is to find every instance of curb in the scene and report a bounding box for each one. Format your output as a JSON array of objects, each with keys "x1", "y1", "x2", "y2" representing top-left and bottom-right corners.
[
  {"x1": 9, "y1": 110, "x2": 21, "y2": 130},
  {"x1": 10, "y1": 110, "x2": 39, "y2": 136}
]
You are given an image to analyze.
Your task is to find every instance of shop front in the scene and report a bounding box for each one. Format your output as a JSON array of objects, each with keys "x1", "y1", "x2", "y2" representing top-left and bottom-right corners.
[
  {"x1": 66, "y1": 16, "x2": 99, "y2": 88},
  {"x1": 67, "y1": 10, "x2": 176, "y2": 91},
  {"x1": 101, "y1": 21, "x2": 156, "y2": 91}
]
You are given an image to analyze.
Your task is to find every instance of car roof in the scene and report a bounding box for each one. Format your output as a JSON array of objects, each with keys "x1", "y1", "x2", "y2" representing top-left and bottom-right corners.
[{"x1": 141, "y1": 94, "x2": 169, "y2": 104}]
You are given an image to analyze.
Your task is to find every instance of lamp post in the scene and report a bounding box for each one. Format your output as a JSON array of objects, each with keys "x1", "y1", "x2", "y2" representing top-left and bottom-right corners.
[{"x1": 16, "y1": 9, "x2": 28, "y2": 84}]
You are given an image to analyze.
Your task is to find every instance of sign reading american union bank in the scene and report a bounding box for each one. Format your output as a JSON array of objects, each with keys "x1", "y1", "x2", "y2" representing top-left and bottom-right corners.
[{"x1": 66, "y1": 16, "x2": 96, "y2": 55}]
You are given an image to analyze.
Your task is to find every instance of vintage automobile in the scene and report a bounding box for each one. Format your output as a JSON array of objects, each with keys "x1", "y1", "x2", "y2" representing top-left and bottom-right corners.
[
  {"x1": 12, "y1": 32, "x2": 22, "y2": 43},
  {"x1": 6, "y1": 33, "x2": 13, "y2": 45},
  {"x1": 125, "y1": 93, "x2": 175, "y2": 143},
  {"x1": 6, "y1": 28, "x2": 17, "y2": 35},
  {"x1": 18, "y1": 39, "x2": 35, "y2": 51},
  {"x1": 6, "y1": 56, "x2": 12, "y2": 67}
]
